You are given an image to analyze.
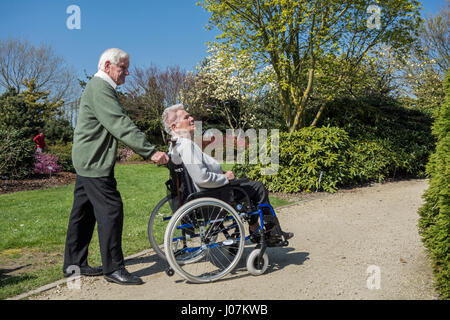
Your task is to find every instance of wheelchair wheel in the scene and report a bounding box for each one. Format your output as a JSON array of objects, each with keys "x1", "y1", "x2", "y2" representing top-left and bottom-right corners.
[
  {"x1": 148, "y1": 195, "x2": 174, "y2": 260},
  {"x1": 246, "y1": 248, "x2": 269, "y2": 276},
  {"x1": 164, "y1": 197, "x2": 245, "y2": 283}
]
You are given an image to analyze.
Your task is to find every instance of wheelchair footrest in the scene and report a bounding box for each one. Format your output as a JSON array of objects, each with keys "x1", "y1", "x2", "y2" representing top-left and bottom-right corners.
[{"x1": 265, "y1": 239, "x2": 289, "y2": 248}]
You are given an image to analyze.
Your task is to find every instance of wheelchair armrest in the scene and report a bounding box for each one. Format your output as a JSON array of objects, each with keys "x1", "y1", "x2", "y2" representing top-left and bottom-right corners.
[
  {"x1": 185, "y1": 178, "x2": 252, "y2": 209},
  {"x1": 189, "y1": 178, "x2": 248, "y2": 199},
  {"x1": 228, "y1": 178, "x2": 249, "y2": 186}
]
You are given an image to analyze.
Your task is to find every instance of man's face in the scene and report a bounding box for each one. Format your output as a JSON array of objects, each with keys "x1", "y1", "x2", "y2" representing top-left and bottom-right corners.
[{"x1": 104, "y1": 57, "x2": 130, "y2": 86}]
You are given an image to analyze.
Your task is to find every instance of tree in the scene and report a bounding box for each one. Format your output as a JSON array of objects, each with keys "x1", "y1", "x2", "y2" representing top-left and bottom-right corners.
[
  {"x1": 199, "y1": 0, "x2": 422, "y2": 132},
  {"x1": 420, "y1": 3, "x2": 450, "y2": 75},
  {"x1": 0, "y1": 78, "x2": 63, "y2": 138},
  {"x1": 44, "y1": 118, "x2": 74, "y2": 144},
  {"x1": 180, "y1": 44, "x2": 275, "y2": 130},
  {"x1": 124, "y1": 65, "x2": 189, "y2": 144},
  {"x1": 369, "y1": 5, "x2": 450, "y2": 114},
  {"x1": 0, "y1": 38, "x2": 79, "y2": 103},
  {"x1": 401, "y1": 4, "x2": 449, "y2": 113}
]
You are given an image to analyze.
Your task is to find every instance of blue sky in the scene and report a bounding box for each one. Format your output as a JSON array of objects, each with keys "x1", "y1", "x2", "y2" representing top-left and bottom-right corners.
[
  {"x1": 0, "y1": 0, "x2": 447, "y2": 80},
  {"x1": 0, "y1": 0, "x2": 219, "y2": 77}
]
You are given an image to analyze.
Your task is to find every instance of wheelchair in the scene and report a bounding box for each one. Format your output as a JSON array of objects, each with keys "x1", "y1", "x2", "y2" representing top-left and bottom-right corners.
[{"x1": 147, "y1": 159, "x2": 290, "y2": 283}]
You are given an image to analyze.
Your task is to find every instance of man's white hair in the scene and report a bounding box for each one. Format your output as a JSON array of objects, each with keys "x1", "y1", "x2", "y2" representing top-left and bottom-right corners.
[
  {"x1": 97, "y1": 48, "x2": 129, "y2": 71},
  {"x1": 162, "y1": 104, "x2": 185, "y2": 136}
]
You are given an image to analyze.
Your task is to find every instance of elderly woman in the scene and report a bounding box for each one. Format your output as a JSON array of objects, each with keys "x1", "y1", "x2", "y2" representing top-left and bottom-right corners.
[{"x1": 162, "y1": 104, "x2": 293, "y2": 242}]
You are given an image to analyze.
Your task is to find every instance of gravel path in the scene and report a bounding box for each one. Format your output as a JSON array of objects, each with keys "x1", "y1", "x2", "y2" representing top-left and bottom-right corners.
[{"x1": 29, "y1": 179, "x2": 438, "y2": 300}]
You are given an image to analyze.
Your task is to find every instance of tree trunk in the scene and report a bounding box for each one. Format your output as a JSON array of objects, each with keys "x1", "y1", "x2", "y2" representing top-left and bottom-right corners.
[
  {"x1": 310, "y1": 94, "x2": 334, "y2": 127},
  {"x1": 310, "y1": 74, "x2": 343, "y2": 127},
  {"x1": 289, "y1": 65, "x2": 315, "y2": 132}
]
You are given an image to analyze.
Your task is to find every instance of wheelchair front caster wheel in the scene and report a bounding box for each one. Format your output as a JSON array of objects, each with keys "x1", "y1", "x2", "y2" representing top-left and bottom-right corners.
[
  {"x1": 166, "y1": 268, "x2": 175, "y2": 277},
  {"x1": 246, "y1": 249, "x2": 269, "y2": 276}
]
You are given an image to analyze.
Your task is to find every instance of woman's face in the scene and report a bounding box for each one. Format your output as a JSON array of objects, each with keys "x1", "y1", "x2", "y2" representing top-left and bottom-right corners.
[{"x1": 172, "y1": 109, "x2": 195, "y2": 137}]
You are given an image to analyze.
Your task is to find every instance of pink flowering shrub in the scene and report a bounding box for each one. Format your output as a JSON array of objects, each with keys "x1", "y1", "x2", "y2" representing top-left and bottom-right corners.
[
  {"x1": 34, "y1": 152, "x2": 62, "y2": 175},
  {"x1": 117, "y1": 148, "x2": 135, "y2": 161}
]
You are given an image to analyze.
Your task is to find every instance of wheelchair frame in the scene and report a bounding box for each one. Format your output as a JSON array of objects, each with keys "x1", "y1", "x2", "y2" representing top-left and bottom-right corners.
[{"x1": 147, "y1": 160, "x2": 289, "y2": 283}]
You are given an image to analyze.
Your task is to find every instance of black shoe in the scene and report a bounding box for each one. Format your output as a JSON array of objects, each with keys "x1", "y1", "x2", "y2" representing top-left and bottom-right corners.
[
  {"x1": 63, "y1": 265, "x2": 103, "y2": 278},
  {"x1": 249, "y1": 232, "x2": 261, "y2": 244},
  {"x1": 104, "y1": 268, "x2": 144, "y2": 285},
  {"x1": 248, "y1": 226, "x2": 261, "y2": 244},
  {"x1": 265, "y1": 230, "x2": 294, "y2": 247},
  {"x1": 282, "y1": 231, "x2": 294, "y2": 240}
]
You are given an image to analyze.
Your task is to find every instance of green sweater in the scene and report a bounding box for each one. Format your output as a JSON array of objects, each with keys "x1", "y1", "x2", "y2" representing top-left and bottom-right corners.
[{"x1": 72, "y1": 77, "x2": 156, "y2": 177}]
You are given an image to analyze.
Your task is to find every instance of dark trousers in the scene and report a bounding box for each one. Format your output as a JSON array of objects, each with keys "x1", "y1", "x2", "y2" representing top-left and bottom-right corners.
[
  {"x1": 63, "y1": 174, "x2": 125, "y2": 275},
  {"x1": 236, "y1": 179, "x2": 271, "y2": 225}
]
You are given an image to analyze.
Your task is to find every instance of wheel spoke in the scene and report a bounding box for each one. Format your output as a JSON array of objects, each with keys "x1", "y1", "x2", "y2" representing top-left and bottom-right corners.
[{"x1": 164, "y1": 198, "x2": 245, "y2": 283}]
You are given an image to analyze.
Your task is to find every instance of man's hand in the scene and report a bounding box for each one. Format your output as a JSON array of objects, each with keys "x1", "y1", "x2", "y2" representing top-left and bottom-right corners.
[
  {"x1": 150, "y1": 151, "x2": 169, "y2": 165},
  {"x1": 224, "y1": 171, "x2": 235, "y2": 180}
]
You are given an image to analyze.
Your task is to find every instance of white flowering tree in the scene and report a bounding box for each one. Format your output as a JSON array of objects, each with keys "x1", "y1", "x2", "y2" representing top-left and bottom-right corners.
[
  {"x1": 180, "y1": 44, "x2": 275, "y2": 131},
  {"x1": 362, "y1": 5, "x2": 448, "y2": 114}
]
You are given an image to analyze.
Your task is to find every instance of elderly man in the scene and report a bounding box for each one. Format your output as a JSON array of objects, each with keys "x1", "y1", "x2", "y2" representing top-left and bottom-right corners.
[
  {"x1": 63, "y1": 48, "x2": 168, "y2": 285},
  {"x1": 162, "y1": 104, "x2": 293, "y2": 243}
]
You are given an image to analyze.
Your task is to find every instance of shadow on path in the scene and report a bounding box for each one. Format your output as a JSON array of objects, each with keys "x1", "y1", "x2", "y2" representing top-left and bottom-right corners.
[{"x1": 126, "y1": 245, "x2": 310, "y2": 283}]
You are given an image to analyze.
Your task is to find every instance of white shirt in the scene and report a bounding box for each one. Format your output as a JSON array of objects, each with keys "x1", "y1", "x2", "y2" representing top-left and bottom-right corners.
[{"x1": 94, "y1": 69, "x2": 118, "y2": 90}]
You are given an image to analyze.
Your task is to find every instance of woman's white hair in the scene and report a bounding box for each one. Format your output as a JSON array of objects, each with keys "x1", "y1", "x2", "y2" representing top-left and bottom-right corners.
[
  {"x1": 162, "y1": 104, "x2": 185, "y2": 136},
  {"x1": 97, "y1": 48, "x2": 129, "y2": 71}
]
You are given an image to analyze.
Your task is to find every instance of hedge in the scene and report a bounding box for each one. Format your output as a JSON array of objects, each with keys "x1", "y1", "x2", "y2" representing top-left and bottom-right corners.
[
  {"x1": 319, "y1": 96, "x2": 435, "y2": 178},
  {"x1": 233, "y1": 125, "x2": 433, "y2": 194},
  {"x1": 418, "y1": 72, "x2": 450, "y2": 300}
]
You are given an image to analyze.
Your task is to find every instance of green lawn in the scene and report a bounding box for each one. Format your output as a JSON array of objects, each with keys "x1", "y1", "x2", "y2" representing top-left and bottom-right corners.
[{"x1": 0, "y1": 163, "x2": 290, "y2": 299}]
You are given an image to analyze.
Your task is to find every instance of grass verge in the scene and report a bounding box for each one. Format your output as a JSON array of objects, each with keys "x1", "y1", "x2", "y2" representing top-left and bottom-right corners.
[{"x1": 0, "y1": 163, "x2": 290, "y2": 299}]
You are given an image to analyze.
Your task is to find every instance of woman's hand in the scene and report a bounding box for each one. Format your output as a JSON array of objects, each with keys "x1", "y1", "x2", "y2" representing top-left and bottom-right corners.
[{"x1": 224, "y1": 171, "x2": 235, "y2": 180}]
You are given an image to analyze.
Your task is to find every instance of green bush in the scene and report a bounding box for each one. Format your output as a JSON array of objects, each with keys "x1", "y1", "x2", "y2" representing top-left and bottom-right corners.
[
  {"x1": 233, "y1": 126, "x2": 351, "y2": 193},
  {"x1": 418, "y1": 72, "x2": 450, "y2": 300},
  {"x1": 128, "y1": 153, "x2": 145, "y2": 162},
  {"x1": 233, "y1": 119, "x2": 434, "y2": 193},
  {"x1": 47, "y1": 143, "x2": 75, "y2": 172},
  {"x1": 0, "y1": 81, "x2": 63, "y2": 139},
  {"x1": 234, "y1": 96, "x2": 434, "y2": 194},
  {"x1": 344, "y1": 138, "x2": 401, "y2": 184},
  {"x1": 0, "y1": 126, "x2": 36, "y2": 179},
  {"x1": 318, "y1": 96, "x2": 435, "y2": 178},
  {"x1": 44, "y1": 118, "x2": 74, "y2": 144}
]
